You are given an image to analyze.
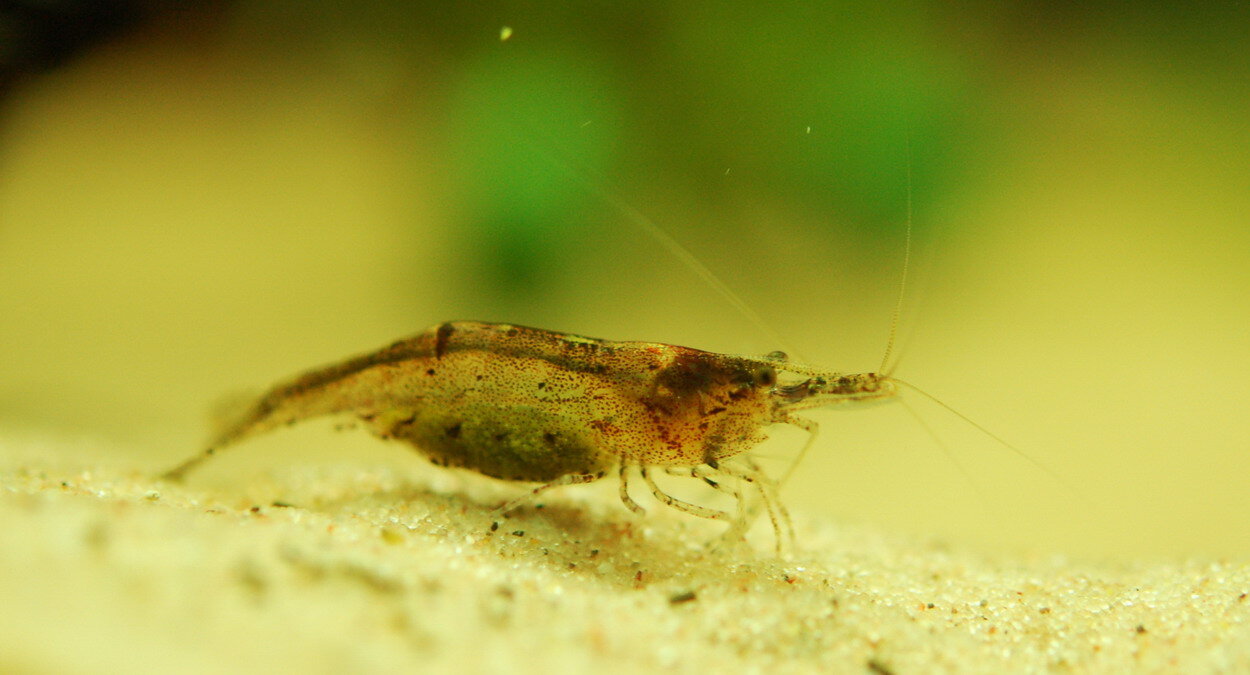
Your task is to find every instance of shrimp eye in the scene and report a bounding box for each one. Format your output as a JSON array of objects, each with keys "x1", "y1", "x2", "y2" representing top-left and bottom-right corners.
[{"x1": 754, "y1": 365, "x2": 777, "y2": 388}]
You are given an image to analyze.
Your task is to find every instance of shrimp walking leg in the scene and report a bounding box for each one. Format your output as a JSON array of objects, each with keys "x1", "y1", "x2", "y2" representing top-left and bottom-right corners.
[
  {"x1": 776, "y1": 412, "x2": 821, "y2": 486},
  {"x1": 665, "y1": 465, "x2": 749, "y2": 525},
  {"x1": 715, "y1": 459, "x2": 794, "y2": 555},
  {"x1": 617, "y1": 465, "x2": 646, "y2": 514},
  {"x1": 639, "y1": 467, "x2": 731, "y2": 521},
  {"x1": 490, "y1": 472, "x2": 603, "y2": 517}
]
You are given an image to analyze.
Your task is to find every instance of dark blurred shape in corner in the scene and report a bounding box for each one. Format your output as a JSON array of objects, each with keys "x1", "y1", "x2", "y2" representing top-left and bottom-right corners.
[{"x1": 0, "y1": 0, "x2": 167, "y2": 96}]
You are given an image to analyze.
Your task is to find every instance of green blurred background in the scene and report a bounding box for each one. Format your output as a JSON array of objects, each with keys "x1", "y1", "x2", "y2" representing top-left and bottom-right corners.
[{"x1": 2, "y1": 1, "x2": 1247, "y2": 559}]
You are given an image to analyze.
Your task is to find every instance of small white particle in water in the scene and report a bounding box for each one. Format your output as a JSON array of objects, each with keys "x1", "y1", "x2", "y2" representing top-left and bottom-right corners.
[
  {"x1": 806, "y1": 126, "x2": 811, "y2": 134},
  {"x1": 500, "y1": 26, "x2": 513, "y2": 41}
]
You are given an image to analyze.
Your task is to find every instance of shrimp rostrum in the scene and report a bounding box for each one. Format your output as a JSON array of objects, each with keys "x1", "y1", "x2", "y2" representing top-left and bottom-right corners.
[{"x1": 161, "y1": 321, "x2": 898, "y2": 551}]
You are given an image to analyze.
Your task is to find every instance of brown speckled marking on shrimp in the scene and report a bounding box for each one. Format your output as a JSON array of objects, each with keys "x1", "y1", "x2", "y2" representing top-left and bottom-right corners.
[{"x1": 160, "y1": 321, "x2": 899, "y2": 552}]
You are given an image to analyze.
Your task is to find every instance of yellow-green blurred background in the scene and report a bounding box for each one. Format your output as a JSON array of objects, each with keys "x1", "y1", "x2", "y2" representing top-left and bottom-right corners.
[{"x1": 2, "y1": 2, "x2": 1247, "y2": 560}]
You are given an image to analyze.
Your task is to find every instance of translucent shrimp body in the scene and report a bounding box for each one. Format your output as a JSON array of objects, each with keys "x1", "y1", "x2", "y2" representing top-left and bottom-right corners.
[{"x1": 161, "y1": 320, "x2": 898, "y2": 551}]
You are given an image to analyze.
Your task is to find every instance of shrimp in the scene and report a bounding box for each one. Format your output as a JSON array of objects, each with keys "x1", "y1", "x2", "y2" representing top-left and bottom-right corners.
[{"x1": 159, "y1": 319, "x2": 902, "y2": 552}]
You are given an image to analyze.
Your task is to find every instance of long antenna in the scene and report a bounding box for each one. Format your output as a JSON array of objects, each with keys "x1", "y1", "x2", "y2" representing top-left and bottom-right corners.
[
  {"x1": 897, "y1": 398, "x2": 991, "y2": 507},
  {"x1": 879, "y1": 137, "x2": 913, "y2": 375},
  {"x1": 889, "y1": 377, "x2": 1088, "y2": 505},
  {"x1": 532, "y1": 141, "x2": 803, "y2": 358}
]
